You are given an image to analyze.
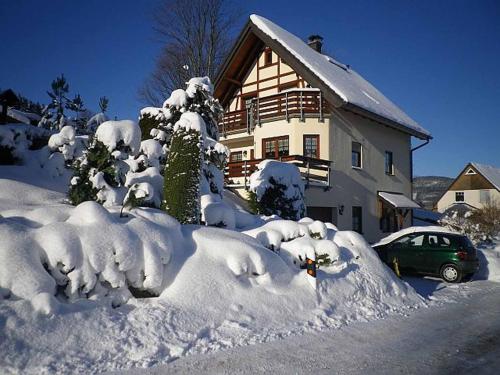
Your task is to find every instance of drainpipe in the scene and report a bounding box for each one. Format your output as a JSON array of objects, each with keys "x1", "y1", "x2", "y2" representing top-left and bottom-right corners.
[{"x1": 410, "y1": 138, "x2": 430, "y2": 225}]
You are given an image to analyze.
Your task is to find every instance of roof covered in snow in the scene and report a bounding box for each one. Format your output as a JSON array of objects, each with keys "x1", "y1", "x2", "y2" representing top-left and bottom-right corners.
[
  {"x1": 373, "y1": 226, "x2": 459, "y2": 247},
  {"x1": 471, "y1": 162, "x2": 500, "y2": 191},
  {"x1": 219, "y1": 15, "x2": 431, "y2": 140},
  {"x1": 378, "y1": 192, "x2": 420, "y2": 209}
]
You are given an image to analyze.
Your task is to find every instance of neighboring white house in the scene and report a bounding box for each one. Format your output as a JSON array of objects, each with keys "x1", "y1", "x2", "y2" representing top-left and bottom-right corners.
[
  {"x1": 437, "y1": 162, "x2": 500, "y2": 213},
  {"x1": 214, "y1": 14, "x2": 431, "y2": 242}
]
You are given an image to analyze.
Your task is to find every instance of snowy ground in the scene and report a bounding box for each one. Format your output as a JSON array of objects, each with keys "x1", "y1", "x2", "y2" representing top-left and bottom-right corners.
[
  {"x1": 118, "y1": 279, "x2": 500, "y2": 375},
  {"x1": 1, "y1": 159, "x2": 500, "y2": 375}
]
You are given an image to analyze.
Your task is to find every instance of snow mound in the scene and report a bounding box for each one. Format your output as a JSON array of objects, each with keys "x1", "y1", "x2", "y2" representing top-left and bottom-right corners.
[
  {"x1": 0, "y1": 167, "x2": 425, "y2": 374},
  {"x1": 95, "y1": 120, "x2": 141, "y2": 155}
]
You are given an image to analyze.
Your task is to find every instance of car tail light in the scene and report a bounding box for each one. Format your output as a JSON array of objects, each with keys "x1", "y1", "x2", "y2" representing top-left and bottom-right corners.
[{"x1": 456, "y1": 251, "x2": 468, "y2": 260}]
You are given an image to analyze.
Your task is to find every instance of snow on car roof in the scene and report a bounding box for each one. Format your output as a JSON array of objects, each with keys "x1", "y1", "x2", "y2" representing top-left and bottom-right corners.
[
  {"x1": 373, "y1": 226, "x2": 459, "y2": 247},
  {"x1": 250, "y1": 14, "x2": 431, "y2": 140}
]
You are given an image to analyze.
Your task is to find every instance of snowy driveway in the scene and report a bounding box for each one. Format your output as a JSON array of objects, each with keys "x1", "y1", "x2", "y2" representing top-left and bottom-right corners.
[{"x1": 119, "y1": 279, "x2": 500, "y2": 375}]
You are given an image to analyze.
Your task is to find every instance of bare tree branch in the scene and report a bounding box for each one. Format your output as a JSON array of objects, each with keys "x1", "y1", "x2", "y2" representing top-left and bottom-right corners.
[{"x1": 139, "y1": 0, "x2": 243, "y2": 106}]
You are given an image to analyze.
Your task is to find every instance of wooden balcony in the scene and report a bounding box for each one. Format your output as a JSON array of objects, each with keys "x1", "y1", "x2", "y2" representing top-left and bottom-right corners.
[
  {"x1": 219, "y1": 89, "x2": 327, "y2": 135},
  {"x1": 225, "y1": 155, "x2": 332, "y2": 190}
]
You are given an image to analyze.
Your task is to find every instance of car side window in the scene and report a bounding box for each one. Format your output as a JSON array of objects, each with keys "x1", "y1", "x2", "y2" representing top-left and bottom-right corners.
[
  {"x1": 394, "y1": 234, "x2": 424, "y2": 248},
  {"x1": 439, "y1": 235, "x2": 451, "y2": 247},
  {"x1": 428, "y1": 235, "x2": 439, "y2": 248}
]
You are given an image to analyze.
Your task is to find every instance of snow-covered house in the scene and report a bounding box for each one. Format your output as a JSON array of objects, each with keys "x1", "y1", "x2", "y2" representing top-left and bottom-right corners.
[
  {"x1": 214, "y1": 15, "x2": 431, "y2": 242},
  {"x1": 437, "y1": 162, "x2": 500, "y2": 213}
]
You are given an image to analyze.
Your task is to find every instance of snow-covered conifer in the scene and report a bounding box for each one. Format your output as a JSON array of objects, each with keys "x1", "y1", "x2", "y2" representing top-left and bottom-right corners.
[
  {"x1": 249, "y1": 160, "x2": 306, "y2": 220},
  {"x1": 159, "y1": 77, "x2": 228, "y2": 224}
]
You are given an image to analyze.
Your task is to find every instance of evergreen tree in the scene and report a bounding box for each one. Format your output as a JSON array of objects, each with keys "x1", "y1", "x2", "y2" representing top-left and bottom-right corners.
[
  {"x1": 158, "y1": 77, "x2": 227, "y2": 224},
  {"x1": 68, "y1": 139, "x2": 117, "y2": 205},
  {"x1": 162, "y1": 128, "x2": 202, "y2": 224},
  {"x1": 249, "y1": 161, "x2": 306, "y2": 220}
]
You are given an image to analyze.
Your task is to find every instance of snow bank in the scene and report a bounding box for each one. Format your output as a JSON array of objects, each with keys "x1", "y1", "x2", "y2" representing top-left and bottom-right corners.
[
  {"x1": 0, "y1": 164, "x2": 426, "y2": 374},
  {"x1": 476, "y1": 240, "x2": 500, "y2": 282}
]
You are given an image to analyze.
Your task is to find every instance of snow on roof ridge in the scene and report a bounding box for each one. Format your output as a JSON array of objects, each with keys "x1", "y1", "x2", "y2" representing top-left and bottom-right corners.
[
  {"x1": 249, "y1": 14, "x2": 431, "y2": 139},
  {"x1": 471, "y1": 162, "x2": 500, "y2": 190}
]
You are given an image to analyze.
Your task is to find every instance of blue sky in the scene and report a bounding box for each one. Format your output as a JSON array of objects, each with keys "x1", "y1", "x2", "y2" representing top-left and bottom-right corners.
[{"x1": 1, "y1": 0, "x2": 499, "y2": 177}]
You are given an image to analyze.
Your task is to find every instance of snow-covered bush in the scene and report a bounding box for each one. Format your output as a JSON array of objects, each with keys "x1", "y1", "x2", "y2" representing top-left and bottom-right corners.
[
  {"x1": 440, "y1": 201, "x2": 500, "y2": 244},
  {"x1": 68, "y1": 120, "x2": 141, "y2": 206},
  {"x1": 0, "y1": 200, "x2": 182, "y2": 313},
  {"x1": 249, "y1": 160, "x2": 305, "y2": 220},
  {"x1": 0, "y1": 124, "x2": 51, "y2": 164}
]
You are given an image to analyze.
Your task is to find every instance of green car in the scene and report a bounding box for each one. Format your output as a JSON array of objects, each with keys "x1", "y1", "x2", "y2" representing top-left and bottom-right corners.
[{"x1": 373, "y1": 230, "x2": 479, "y2": 283}]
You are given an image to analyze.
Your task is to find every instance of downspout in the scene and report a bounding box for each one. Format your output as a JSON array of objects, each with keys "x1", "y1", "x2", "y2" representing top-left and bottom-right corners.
[{"x1": 410, "y1": 138, "x2": 431, "y2": 225}]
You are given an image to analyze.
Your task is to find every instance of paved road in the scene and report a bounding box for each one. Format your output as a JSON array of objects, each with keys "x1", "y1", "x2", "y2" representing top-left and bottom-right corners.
[{"x1": 120, "y1": 281, "x2": 500, "y2": 375}]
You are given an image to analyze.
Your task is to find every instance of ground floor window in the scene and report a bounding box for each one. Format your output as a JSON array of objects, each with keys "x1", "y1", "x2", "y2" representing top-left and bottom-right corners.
[
  {"x1": 352, "y1": 206, "x2": 363, "y2": 233},
  {"x1": 230, "y1": 151, "x2": 243, "y2": 162},
  {"x1": 262, "y1": 136, "x2": 289, "y2": 159}
]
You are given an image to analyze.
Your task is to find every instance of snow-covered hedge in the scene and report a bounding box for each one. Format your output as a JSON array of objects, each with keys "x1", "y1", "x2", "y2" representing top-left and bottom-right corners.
[{"x1": 0, "y1": 201, "x2": 182, "y2": 313}]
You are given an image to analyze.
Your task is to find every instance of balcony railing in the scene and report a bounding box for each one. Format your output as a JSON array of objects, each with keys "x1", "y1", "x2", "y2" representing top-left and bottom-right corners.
[
  {"x1": 219, "y1": 89, "x2": 326, "y2": 135},
  {"x1": 225, "y1": 155, "x2": 332, "y2": 190}
]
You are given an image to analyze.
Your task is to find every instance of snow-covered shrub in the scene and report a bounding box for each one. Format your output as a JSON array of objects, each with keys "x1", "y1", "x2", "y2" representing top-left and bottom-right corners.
[
  {"x1": 249, "y1": 160, "x2": 305, "y2": 220},
  {"x1": 0, "y1": 124, "x2": 51, "y2": 164},
  {"x1": 68, "y1": 120, "x2": 141, "y2": 206},
  {"x1": 0, "y1": 201, "x2": 182, "y2": 312},
  {"x1": 440, "y1": 201, "x2": 500, "y2": 244}
]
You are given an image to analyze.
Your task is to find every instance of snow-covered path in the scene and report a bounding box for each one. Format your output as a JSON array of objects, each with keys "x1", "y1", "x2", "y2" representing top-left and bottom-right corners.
[{"x1": 119, "y1": 279, "x2": 500, "y2": 375}]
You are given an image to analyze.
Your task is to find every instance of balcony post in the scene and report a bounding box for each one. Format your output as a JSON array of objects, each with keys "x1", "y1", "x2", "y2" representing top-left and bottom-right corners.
[
  {"x1": 319, "y1": 91, "x2": 324, "y2": 122},
  {"x1": 244, "y1": 160, "x2": 248, "y2": 189},
  {"x1": 256, "y1": 97, "x2": 260, "y2": 127},
  {"x1": 285, "y1": 92, "x2": 289, "y2": 122},
  {"x1": 300, "y1": 91, "x2": 304, "y2": 122}
]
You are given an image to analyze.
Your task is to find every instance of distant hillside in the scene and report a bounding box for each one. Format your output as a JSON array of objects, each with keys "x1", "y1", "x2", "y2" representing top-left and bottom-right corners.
[{"x1": 413, "y1": 176, "x2": 454, "y2": 210}]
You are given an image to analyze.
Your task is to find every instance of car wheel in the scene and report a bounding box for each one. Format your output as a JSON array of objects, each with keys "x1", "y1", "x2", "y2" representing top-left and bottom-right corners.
[{"x1": 440, "y1": 264, "x2": 462, "y2": 283}]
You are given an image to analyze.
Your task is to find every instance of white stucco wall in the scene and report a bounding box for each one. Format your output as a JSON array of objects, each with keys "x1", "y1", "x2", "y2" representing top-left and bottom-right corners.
[{"x1": 437, "y1": 189, "x2": 500, "y2": 212}]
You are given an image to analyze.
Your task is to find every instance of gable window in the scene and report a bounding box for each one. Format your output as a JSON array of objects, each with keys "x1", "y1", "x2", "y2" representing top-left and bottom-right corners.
[
  {"x1": 263, "y1": 136, "x2": 289, "y2": 159},
  {"x1": 303, "y1": 135, "x2": 319, "y2": 158},
  {"x1": 264, "y1": 49, "x2": 273, "y2": 65},
  {"x1": 352, "y1": 206, "x2": 363, "y2": 234},
  {"x1": 465, "y1": 168, "x2": 476, "y2": 175},
  {"x1": 230, "y1": 151, "x2": 243, "y2": 162},
  {"x1": 385, "y1": 151, "x2": 394, "y2": 175},
  {"x1": 455, "y1": 192, "x2": 465, "y2": 202},
  {"x1": 352, "y1": 141, "x2": 362, "y2": 168}
]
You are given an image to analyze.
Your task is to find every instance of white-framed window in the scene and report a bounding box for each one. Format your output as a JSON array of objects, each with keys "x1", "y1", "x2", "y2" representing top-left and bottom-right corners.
[
  {"x1": 352, "y1": 141, "x2": 362, "y2": 169},
  {"x1": 385, "y1": 151, "x2": 394, "y2": 175},
  {"x1": 455, "y1": 192, "x2": 465, "y2": 202}
]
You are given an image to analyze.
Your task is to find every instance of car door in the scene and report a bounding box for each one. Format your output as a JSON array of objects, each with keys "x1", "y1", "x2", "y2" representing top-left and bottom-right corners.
[
  {"x1": 388, "y1": 233, "x2": 426, "y2": 271},
  {"x1": 423, "y1": 233, "x2": 454, "y2": 274}
]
